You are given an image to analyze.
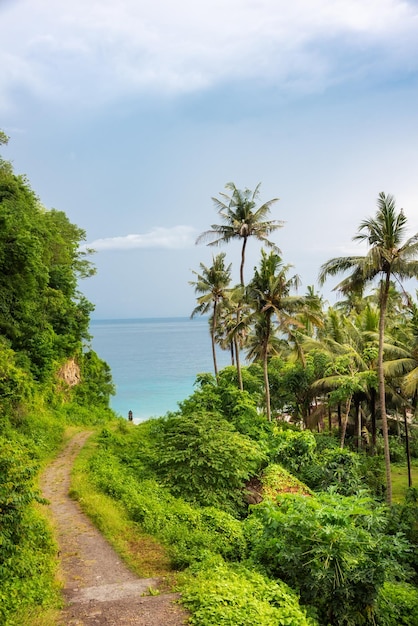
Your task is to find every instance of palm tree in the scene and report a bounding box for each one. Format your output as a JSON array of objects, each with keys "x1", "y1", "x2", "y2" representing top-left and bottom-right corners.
[
  {"x1": 311, "y1": 309, "x2": 379, "y2": 448},
  {"x1": 196, "y1": 182, "x2": 283, "y2": 286},
  {"x1": 319, "y1": 192, "x2": 418, "y2": 504},
  {"x1": 247, "y1": 249, "x2": 304, "y2": 421},
  {"x1": 221, "y1": 285, "x2": 250, "y2": 391},
  {"x1": 298, "y1": 285, "x2": 325, "y2": 338},
  {"x1": 190, "y1": 253, "x2": 231, "y2": 380}
]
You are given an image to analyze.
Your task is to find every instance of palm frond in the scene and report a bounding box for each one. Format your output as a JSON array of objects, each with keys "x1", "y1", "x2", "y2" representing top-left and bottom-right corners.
[{"x1": 383, "y1": 358, "x2": 415, "y2": 377}]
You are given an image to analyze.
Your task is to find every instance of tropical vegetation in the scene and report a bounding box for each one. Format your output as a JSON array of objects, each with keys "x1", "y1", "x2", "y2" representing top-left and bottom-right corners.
[
  {"x1": 0, "y1": 132, "x2": 115, "y2": 624},
  {"x1": 1, "y1": 134, "x2": 418, "y2": 626}
]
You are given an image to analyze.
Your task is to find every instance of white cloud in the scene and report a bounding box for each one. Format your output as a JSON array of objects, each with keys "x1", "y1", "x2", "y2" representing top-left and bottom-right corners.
[
  {"x1": 86, "y1": 225, "x2": 197, "y2": 251},
  {"x1": 0, "y1": 0, "x2": 417, "y2": 110}
]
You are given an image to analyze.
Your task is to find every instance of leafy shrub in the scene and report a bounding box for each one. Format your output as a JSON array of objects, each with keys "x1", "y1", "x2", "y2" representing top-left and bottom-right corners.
[
  {"x1": 59, "y1": 402, "x2": 116, "y2": 425},
  {"x1": 151, "y1": 412, "x2": 265, "y2": 514},
  {"x1": 72, "y1": 349, "x2": 115, "y2": 408},
  {"x1": 0, "y1": 339, "x2": 35, "y2": 415},
  {"x1": 313, "y1": 432, "x2": 340, "y2": 452},
  {"x1": 270, "y1": 428, "x2": 317, "y2": 474},
  {"x1": 180, "y1": 555, "x2": 318, "y2": 626},
  {"x1": 301, "y1": 447, "x2": 365, "y2": 495},
  {"x1": 0, "y1": 436, "x2": 60, "y2": 624},
  {"x1": 388, "y1": 436, "x2": 406, "y2": 463},
  {"x1": 358, "y1": 453, "x2": 385, "y2": 498},
  {"x1": 14, "y1": 409, "x2": 64, "y2": 461},
  {"x1": 375, "y1": 581, "x2": 418, "y2": 625},
  {"x1": 181, "y1": 369, "x2": 269, "y2": 441},
  {"x1": 0, "y1": 437, "x2": 41, "y2": 557},
  {"x1": 0, "y1": 508, "x2": 59, "y2": 624},
  {"x1": 386, "y1": 489, "x2": 418, "y2": 578},
  {"x1": 245, "y1": 492, "x2": 410, "y2": 626},
  {"x1": 409, "y1": 429, "x2": 418, "y2": 459},
  {"x1": 87, "y1": 448, "x2": 247, "y2": 569}
]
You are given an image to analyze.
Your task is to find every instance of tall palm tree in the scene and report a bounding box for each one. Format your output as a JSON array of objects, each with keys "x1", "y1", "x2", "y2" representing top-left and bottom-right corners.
[
  {"x1": 310, "y1": 309, "x2": 379, "y2": 448},
  {"x1": 196, "y1": 182, "x2": 283, "y2": 286},
  {"x1": 247, "y1": 249, "x2": 304, "y2": 421},
  {"x1": 319, "y1": 192, "x2": 418, "y2": 504},
  {"x1": 190, "y1": 253, "x2": 231, "y2": 380}
]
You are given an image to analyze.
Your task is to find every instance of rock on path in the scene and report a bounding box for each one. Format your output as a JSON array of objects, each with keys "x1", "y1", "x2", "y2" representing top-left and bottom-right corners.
[{"x1": 40, "y1": 431, "x2": 189, "y2": 625}]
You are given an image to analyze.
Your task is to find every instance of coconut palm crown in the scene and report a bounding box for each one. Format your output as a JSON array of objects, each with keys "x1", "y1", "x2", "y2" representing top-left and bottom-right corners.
[{"x1": 196, "y1": 182, "x2": 283, "y2": 285}]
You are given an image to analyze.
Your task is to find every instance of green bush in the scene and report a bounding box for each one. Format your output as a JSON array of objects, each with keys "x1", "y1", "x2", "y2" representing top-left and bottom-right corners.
[
  {"x1": 87, "y1": 448, "x2": 247, "y2": 568},
  {"x1": 0, "y1": 474, "x2": 59, "y2": 624},
  {"x1": 409, "y1": 430, "x2": 418, "y2": 459},
  {"x1": 59, "y1": 402, "x2": 116, "y2": 425},
  {"x1": 357, "y1": 453, "x2": 385, "y2": 498},
  {"x1": 14, "y1": 409, "x2": 64, "y2": 461},
  {"x1": 151, "y1": 412, "x2": 265, "y2": 515},
  {"x1": 313, "y1": 432, "x2": 340, "y2": 452},
  {"x1": 375, "y1": 581, "x2": 418, "y2": 625},
  {"x1": 245, "y1": 492, "x2": 410, "y2": 626},
  {"x1": 180, "y1": 369, "x2": 269, "y2": 441},
  {"x1": 180, "y1": 556, "x2": 318, "y2": 626},
  {"x1": 271, "y1": 429, "x2": 385, "y2": 498},
  {"x1": 72, "y1": 349, "x2": 115, "y2": 408},
  {"x1": 0, "y1": 437, "x2": 41, "y2": 557},
  {"x1": 270, "y1": 428, "x2": 317, "y2": 474},
  {"x1": 388, "y1": 436, "x2": 406, "y2": 463},
  {"x1": 301, "y1": 447, "x2": 365, "y2": 495},
  {"x1": 386, "y1": 490, "x2": 418, "y2": 578},
  {"x1": 0, "y1": 509, "x2": 59, "y2": 624},
  {"x1": 0, "y1": 339, "x2": 35, "y2": 415}
]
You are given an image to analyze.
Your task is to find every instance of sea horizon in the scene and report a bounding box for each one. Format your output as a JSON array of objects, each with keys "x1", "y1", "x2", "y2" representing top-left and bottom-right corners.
[
  {"x1": 89, "y1": 316, "x2": 231, "y2": 421},
  {"x1": 90, "y1": 315, "x2": 197, "y2": 322}
]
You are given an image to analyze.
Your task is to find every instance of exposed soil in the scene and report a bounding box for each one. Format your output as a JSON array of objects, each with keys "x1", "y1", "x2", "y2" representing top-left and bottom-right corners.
[{"x1": 40, "y1": 431, "x2": 189, "y2": 626}]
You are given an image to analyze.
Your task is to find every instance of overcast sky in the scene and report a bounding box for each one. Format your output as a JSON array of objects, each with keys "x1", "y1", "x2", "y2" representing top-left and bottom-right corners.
[{"x1": 2, "y1": 0, "x2": 418, "y2": 318}]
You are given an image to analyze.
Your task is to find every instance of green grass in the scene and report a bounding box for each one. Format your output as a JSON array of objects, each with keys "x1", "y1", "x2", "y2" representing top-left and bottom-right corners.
[{"x1": 391, "y1": 459, "x2": 418, "y2": 503}]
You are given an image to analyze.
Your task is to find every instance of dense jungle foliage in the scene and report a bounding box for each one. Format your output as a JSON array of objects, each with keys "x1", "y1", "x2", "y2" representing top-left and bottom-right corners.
[
  {"x1": 0, "y1": 133, "x2": 115, "y2": 624},
  {"x1": 1, "y1": 137, "x2": 418, "y2": 625},
  {"x1": 85, "y1": 371, "x2": 418, "y2": 626}
]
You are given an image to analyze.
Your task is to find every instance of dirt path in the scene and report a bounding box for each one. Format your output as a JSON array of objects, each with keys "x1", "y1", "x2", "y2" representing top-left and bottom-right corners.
[{"x1": 40, "y1": 431, "x2": 189, "y2": 626}]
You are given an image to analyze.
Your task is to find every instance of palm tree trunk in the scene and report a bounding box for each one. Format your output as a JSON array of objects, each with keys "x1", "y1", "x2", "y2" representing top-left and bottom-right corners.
[
  {"x1": 263, "y1": 352, "x2": 271, "y2": 421},
  {"x1": 234, "y1": 304, "x2": 244, "y2": 391},
  {"x1": 263, "y1": 318, "x2": 272, "y2": 421},
  {"x1": 337, "y1": 402, "x2": 342, "y2": 435},
  {"x1": 240, "y1": 237, "x2": 248, "y2": 286},
  {"x1": 234, "y1": 335, "x2": 243, "y2": 391},
  {"x1": 211, "y1": 301, "x2": 219, "y2": 381},
  {"x1": 356, "y1": 397, "x2": 361, "y2": 450},
  {"x1": 370, "y1": 387, "x2": 377, "y2": 453},
  {"x1": 328, "y1": 398, "x2": 332, "y2": 432},
  {"x1": 404, "y1": 407, "x2": 412, "y2": 488},
  {"x1": 230, "y1": 342, "x2": 235, "y2": 366},
  {"x1": 340, "y1": 395, "x2": 352, "y2": 449},
  {"x1": 379, "y1": 275, "x2": 392, "y2": 505}
]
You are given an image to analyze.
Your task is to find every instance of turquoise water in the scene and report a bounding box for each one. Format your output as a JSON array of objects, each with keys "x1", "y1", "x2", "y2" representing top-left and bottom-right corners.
[{"x1": 89, "y1": 317, "x2": 231, "y2": 421}]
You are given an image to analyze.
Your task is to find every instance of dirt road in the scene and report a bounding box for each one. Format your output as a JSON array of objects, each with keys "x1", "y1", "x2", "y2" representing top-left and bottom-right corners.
[{"x1": 40, "y1": 431, "x2": 189, "y2": 625}]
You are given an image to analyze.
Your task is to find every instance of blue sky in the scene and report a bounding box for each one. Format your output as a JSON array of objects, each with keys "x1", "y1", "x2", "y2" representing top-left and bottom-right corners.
[{"x1": 1, "y1": 0, "x2": 418, "y2": 318}]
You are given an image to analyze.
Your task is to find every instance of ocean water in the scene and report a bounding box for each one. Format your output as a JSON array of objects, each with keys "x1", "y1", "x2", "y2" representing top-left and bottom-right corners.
[{"x1": 89, "y1": 317, "x2": 232, "y2": 421}]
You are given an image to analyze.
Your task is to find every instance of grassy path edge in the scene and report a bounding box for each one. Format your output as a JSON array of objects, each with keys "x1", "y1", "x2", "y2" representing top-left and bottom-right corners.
[{"x1": 69, "y1": 429, "x2": 176, "y2": 583}]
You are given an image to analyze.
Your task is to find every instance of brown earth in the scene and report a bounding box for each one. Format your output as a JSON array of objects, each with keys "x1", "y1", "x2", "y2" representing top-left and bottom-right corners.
[{"x1": 40, "y1": 432, "x2": 189, "y2": 626}]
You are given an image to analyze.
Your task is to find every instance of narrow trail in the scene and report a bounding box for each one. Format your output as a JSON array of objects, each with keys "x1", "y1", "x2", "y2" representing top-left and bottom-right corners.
[{"x1": 40, "y1": 431, "x2": 189, "y2": 626}]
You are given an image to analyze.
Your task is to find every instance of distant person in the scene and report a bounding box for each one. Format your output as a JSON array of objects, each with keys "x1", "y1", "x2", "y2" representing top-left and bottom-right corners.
[{"x1": 128, "y1": 410, "x2": 133, "y2": 422}]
